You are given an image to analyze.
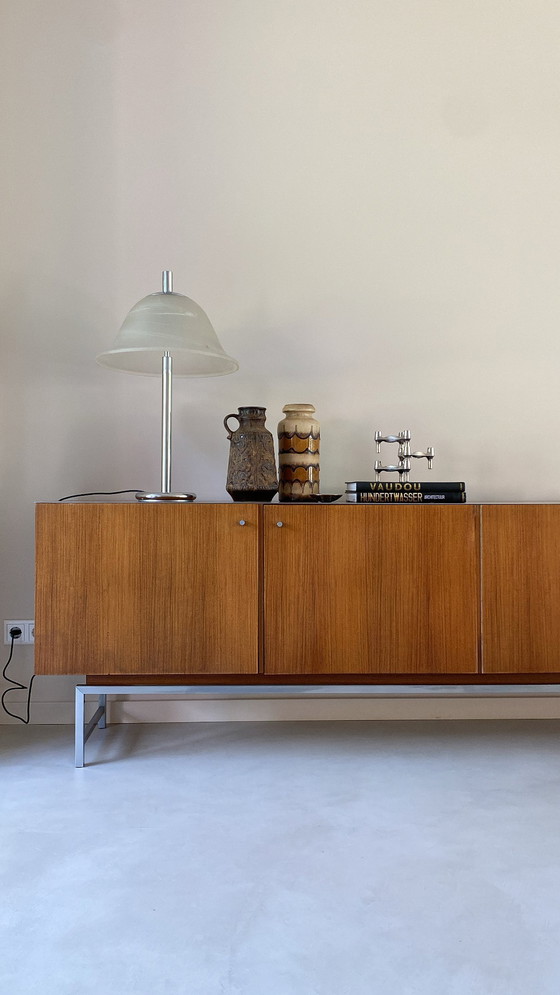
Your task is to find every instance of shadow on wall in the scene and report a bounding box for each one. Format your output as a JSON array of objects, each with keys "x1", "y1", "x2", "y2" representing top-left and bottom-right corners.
[{"x1": 0, "y1": 276, "x2": 128, "y2": 503}]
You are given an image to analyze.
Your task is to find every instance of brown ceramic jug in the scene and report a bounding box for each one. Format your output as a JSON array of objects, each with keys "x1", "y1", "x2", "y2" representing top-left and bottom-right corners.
[{"x1": 224, "y1": 406, "x2": 278, "y2": 502}]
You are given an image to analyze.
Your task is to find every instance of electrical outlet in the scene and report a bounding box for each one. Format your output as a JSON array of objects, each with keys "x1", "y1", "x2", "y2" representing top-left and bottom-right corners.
[{"x1": 4, "y1": 620, "x2": 34, "y2": 645}]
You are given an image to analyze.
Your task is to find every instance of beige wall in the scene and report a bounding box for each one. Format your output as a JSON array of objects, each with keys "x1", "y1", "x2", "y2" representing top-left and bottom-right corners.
[{"x1": 3, "y1": 1, "x2": 560, "y2": 722}]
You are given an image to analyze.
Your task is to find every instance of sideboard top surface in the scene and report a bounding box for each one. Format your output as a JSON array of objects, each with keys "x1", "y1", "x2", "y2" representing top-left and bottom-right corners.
[{"x1": 35, "y1": 500, "x2": 560, "y2": 506}]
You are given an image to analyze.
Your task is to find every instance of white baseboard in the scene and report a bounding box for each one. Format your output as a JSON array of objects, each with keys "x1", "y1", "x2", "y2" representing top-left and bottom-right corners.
[
  {"x1": 5, "y1": 695, "x2": 560, "y2": 724},
  {"x1": 108, "y1": 696, "x2": 560, "y2": 722}
]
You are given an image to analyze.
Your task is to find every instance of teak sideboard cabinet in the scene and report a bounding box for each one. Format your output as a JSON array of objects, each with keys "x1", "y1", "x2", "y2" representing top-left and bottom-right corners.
[{"x1": 34, "y1": 502, "x2": 560, "y2": 684}]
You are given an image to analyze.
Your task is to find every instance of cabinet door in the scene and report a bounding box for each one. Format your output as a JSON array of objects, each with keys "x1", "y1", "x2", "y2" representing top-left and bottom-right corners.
[
  {"x1": 482, "y1": 505, "x2": 560, "y2": 673},
  {"x1": 35, "y1": 503, "x2": 259, "y2": 675},
  {"x1": 263, "y1": 505, "x2": 479, "y2": 675}
]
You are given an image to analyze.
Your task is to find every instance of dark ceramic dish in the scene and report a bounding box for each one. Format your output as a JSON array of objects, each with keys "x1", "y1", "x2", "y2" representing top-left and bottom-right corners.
[{"x1": 282, "y1": 494, "x2": 343, "y2": 503}]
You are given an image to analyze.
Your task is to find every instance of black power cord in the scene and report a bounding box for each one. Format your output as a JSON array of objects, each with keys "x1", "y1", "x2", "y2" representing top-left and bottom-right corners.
[
  {"x1": 2, "y1": 627, "x2": 36, "y2": 724},
  {"x1": 59, "y1": 489, "x2": 142, "y2": 502}
]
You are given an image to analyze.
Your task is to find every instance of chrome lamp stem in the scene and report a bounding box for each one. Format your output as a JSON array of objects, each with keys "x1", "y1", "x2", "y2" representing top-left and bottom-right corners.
[
  {"x1": 136, "y1": 353, "x2": 195, "y2": 502},
  {"x1": 135, "y1": 270, "x2": 196, "y2": 501},
  {"x1": 161, "y1": 351, "x2": 172, "y2": 494}
]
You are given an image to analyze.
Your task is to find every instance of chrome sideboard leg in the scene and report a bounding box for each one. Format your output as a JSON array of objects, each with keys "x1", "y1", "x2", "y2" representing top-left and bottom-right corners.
[
  {"x1": 75, "y1": 686, "x2": 85, "y2": 768},
  {"x1": 98, "y1": 694, "x2": 107, "y2": 728},
  {"x1": 75, "y1": 688, "x2": 108, "y2": 767}
]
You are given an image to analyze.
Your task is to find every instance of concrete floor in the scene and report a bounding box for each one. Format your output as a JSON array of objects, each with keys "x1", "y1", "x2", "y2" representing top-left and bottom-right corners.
[{"x1": 2, "y1": 721, "x2": 560, "y2": 995}]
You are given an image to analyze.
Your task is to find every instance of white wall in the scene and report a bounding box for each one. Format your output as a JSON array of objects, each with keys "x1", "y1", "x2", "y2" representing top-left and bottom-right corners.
[{"x1": 3, "y1": 0, "x2": 560, "y2": 722}]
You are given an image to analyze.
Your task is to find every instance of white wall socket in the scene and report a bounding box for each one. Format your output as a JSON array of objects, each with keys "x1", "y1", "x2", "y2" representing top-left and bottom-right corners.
[{"x1": 4, "y1": 621, "x2": 34, "y2": 645}]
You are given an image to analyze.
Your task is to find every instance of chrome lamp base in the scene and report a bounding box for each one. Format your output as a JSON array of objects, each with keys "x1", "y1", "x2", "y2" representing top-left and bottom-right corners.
[{"x1": 136, "y1": 491, "x2": 196, "y2": 502}]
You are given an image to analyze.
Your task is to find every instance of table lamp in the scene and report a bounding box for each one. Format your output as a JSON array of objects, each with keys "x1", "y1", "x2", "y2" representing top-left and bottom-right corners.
[{"x1": 97, "y1": 270, "x2": 239, "y2": 501}]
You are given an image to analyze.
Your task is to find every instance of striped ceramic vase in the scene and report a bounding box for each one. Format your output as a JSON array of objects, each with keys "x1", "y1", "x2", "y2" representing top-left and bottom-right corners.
[{"x1": 277, "y1": 404, "x2": 320, "y2": 501}]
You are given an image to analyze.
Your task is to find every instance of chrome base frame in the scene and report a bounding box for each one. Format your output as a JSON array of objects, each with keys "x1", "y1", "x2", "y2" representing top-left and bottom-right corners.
[{"x1": 75, "y1": 683, "x2": 560, "y2": 767}]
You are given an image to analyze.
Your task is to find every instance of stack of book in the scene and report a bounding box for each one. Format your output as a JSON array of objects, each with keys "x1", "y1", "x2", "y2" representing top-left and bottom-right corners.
[{"x1": 345, "y1": 481, "x2": 467, "y2": 503}]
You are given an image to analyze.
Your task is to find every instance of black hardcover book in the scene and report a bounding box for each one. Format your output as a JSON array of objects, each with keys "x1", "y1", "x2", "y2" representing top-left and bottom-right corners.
[
  {"x1": 345, "y1": 480, "x2": 466, "y2": 494},
  {"x1": 346, "y1": 490, "x2": 466, "y2": 504}
]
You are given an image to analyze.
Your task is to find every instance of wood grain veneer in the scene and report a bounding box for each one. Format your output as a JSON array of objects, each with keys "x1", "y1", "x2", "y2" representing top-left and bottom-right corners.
[
  {"x1": 482, "y1": 505, "x2": 560, "y2": 672},
  {"x1": 263, "y1": 505, "x2": 480, "y2": 674},
  {"x1": 41, "y1": 502, "x2": 560, "y2": 682},
  {"x1": 35, "y1": 503, "x2": 259, "y2": 675}
]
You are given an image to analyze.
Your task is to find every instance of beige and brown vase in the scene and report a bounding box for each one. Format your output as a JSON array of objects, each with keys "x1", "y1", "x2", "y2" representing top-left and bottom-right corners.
[
  {"x1": 277, "y1": 403, "x2": 320, "y2": 501},
  {"x1": 224, "y1": 406, "x2": 278, "y2": 501}
]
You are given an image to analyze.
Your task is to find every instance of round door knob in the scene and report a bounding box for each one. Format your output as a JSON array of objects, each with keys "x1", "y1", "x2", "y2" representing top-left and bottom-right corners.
[
  {"x1": 239, "y1": 519, "x2": 246, "y2": 526},
  {"x1": 276, "y1": 521, "x2": 284, "y2": 527}
]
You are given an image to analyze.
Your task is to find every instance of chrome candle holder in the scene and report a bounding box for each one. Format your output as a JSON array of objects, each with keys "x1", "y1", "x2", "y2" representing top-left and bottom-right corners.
[{"x1": 374, "y1": 429, "x2": 434, "y2": 482}]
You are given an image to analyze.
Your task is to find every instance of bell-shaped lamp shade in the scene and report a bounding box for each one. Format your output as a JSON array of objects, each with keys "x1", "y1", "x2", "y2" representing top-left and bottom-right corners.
[{"x1": 96, "y1": 274, "x2": 238, "y2": 377}]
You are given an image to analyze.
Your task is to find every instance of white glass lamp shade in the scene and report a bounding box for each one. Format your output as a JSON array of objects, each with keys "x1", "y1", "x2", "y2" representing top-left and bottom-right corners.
[{"x1": 97, "y1": 289, "x2": 239, "y2": 377}]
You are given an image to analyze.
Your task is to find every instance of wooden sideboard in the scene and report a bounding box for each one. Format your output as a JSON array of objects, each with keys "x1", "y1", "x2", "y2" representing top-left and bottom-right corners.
[{"x1": 34, "y1": 502, "x2": 560, "y2": 683}]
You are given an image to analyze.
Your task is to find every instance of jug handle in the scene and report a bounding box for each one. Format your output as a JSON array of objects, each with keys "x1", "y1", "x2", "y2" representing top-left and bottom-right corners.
[{"x1": 224, "y1": 413, "x2": 240, "y2": 440}]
